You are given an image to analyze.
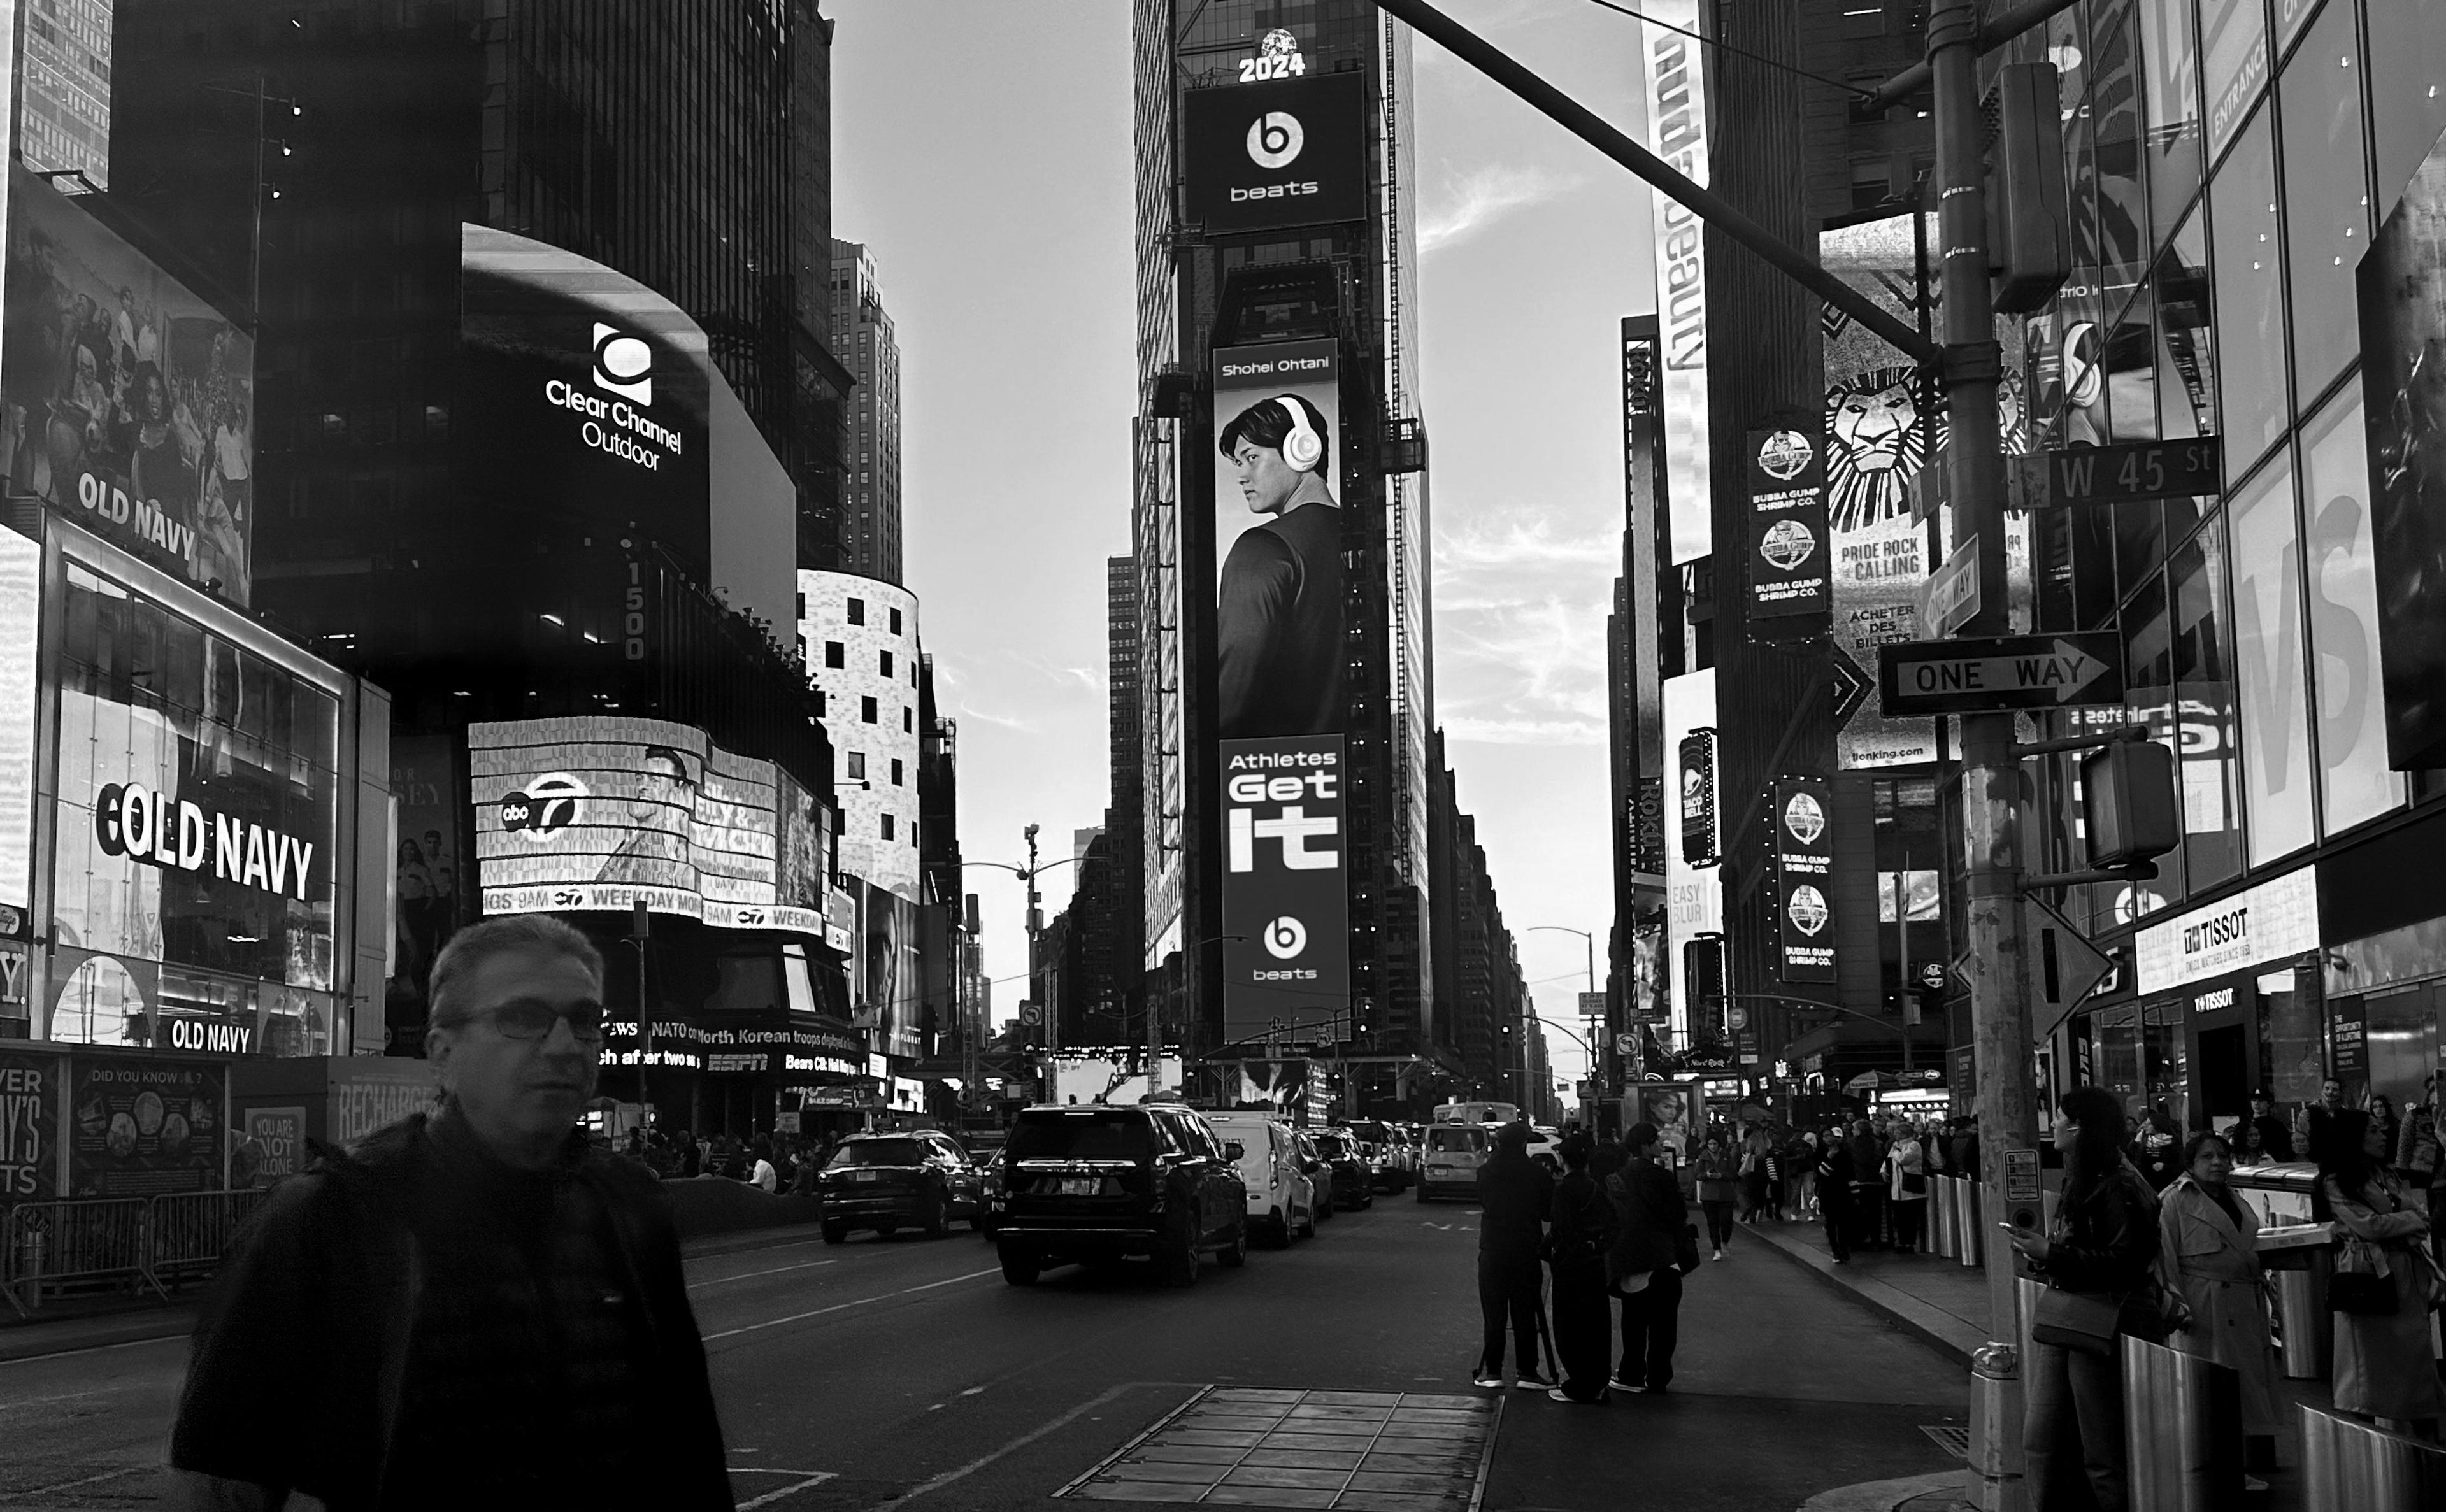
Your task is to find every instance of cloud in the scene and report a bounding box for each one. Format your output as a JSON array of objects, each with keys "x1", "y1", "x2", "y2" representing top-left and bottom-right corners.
[
  {"x1": 1435, "y1": 513, "x2": 1617, "y2": 569},
  {"x1": 1418, "y1": 162, "x2": 1582, "y2": 255},
  {"x1": 1443, "y1": 715, "x2": 1608, "y2": 745},
  {"x1": 954, "y1": 703, "x2": 1041, "y2": 734}
]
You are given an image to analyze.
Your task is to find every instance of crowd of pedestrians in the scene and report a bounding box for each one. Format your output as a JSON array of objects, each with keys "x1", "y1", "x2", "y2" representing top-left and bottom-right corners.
[{"x1": 1470, "y1": 1120, "x2": 1694, "y2": 1405}]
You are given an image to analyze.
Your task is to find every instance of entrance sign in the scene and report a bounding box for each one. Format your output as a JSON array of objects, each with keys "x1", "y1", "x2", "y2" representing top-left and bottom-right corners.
[{"x1": 1878, "y1": 632, "x2": 2124, "y2": 714}]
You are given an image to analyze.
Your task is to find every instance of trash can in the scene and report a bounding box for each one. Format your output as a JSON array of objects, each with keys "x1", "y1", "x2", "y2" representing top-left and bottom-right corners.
[
  {"x1": 2257, "y1": 1222, "x2": 2336, "y2": 1380},
  {"x1": 2120, "y1": 1336, "x2": 2242, "y2": 1512},
  {"x1": 1967, "y1": 1341, "x2": 2026, "y2": 1512},
  {"x1": 2300, "y1": 1402, "x2": 2446, "y2": 1511}
]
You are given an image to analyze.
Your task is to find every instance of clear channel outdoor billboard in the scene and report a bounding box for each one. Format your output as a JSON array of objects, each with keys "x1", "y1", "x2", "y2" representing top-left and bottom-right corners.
[
  {"x1": 3, "y1": 165, "x2": 257, "y2": 603},
  {"x1": 470, "y1": 717, "x2": 827, "y2": 940},
  {"x1": 1180, "y1": 72, "x2": 1370, "y2": 236}
]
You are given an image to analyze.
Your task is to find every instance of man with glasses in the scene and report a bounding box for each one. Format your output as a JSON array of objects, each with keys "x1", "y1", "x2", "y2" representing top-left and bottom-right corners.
[{"x1": 169, "y1": 915, "x2": 732, "y2": 1509}]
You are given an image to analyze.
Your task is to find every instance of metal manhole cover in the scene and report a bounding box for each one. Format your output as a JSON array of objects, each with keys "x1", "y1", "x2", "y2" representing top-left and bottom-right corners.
[
  {"x1": 1057, "y1": 1387, "x2": 1501, "y2": 1509},
  {"x1": 1920, "y1": 1425, "x2": 1970, "y2": 1460}
]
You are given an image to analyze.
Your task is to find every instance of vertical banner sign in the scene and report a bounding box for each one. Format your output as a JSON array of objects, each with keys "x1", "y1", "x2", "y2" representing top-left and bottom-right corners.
[
  {"x1": 0, "y1": 1049, "x2": 54, "y2": 1200},
  {"x1": 1641, "y1": 0, "x2": 1712, "y2": 564},
  {"x1": 1773, "y1": 776, "x2": 1835, "y2": 982},
  {"x1": 1220, "y1": 736, "x2": 1350, "y2": 1047},
  {"x1": 1210, "y1": 341, "x2": 1345, "y2": 744},
  {"x1": 1747, "y1": 427, "x2": 1831, "y2": 620},
  {"x1": 1661, "y1": 671, "x2": 1722, "y2": 1039}
]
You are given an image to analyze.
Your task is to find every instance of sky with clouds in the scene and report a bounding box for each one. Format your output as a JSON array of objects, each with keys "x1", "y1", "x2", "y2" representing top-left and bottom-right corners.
[{"x1": 829, "y1": 0, "x2": 1656, "y2": 1100}]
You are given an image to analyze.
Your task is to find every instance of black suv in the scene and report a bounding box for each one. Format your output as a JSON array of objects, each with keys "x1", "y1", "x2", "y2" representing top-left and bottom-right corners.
[
  {"x1": 992, "y1": 1103, "x2": 1248, "y2": 1287},
  {"x1": 816, "y1": 1131, "x2": 986, "y2": 1243},
  {"x1": 1309, "y1": 1129, "x2": 1376, "y2": 1210}
]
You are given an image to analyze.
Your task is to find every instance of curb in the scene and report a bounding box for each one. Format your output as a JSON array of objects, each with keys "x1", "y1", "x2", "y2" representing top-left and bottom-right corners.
[
  {"x1": 0, "y1": 1303, "x2": 199, "y2": 1365},
  {"x1": 1745, "y1": 1222, "x2": 1987, "y2": 1367}
]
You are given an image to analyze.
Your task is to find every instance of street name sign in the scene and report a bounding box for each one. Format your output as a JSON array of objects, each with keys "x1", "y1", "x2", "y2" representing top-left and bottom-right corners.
[
  {"x1": 2045, "y1": 438, "x2": 2222, "y2": 507},
  {"x1": 1922, "y1": 535, "x2": 1980, "y2": 637},
  {"x1": 1878, "y1": 632, "x2": 2124, "y2": 715}
]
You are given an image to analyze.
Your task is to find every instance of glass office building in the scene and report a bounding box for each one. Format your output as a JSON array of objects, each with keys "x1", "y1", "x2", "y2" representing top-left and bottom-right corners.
[{"x1": 2005, "y1": 0, "x2": 2446, "y2": 1130}]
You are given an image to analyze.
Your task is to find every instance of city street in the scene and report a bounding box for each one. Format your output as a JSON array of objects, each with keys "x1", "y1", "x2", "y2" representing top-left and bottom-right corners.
[{"x1": 0, "y1": 1204, "x2": 1966, "y2": 1511}]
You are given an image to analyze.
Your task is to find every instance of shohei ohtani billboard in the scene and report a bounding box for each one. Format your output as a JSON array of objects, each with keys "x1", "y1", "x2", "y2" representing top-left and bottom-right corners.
[
  {"x1": 1182, "y1": 72, "x2": 1370, "y2": 235},
  {"x1": 458, "y1": 225, "x2": 712, "y2": 577},
  {"x1": 470, "y1": 717, "x2": 827, "y2": 939},
  {"x1": 1220, "y1": 736, "x2": 1350, "y2": 1047},
  {"x1": 1213, "y1": 340, "x2": 1345, "y2": 743}
]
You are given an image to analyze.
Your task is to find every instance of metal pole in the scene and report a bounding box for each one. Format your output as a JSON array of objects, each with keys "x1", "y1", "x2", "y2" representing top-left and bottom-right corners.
[
  {"x1": 1897, "y1": 857, "x2": 1913, "y2": 1078},
  {"x1": 631, "y1": 902, "x2": 652, "y2": 1128},
  {"x1": 1928, "y1": 0, "x2": 2040, "y2": 1343}
]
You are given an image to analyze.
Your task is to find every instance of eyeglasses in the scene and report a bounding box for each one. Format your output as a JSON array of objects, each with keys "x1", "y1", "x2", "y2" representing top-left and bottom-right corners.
[{"x1": 450, "y1": 1001, "x2": 605, "y2": 1042}]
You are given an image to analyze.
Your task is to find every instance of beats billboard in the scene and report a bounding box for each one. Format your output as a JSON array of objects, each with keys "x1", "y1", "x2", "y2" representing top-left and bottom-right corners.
[
  {"x1": 1218, "y1": 735, "x2": 1350, "y2": 1048},
  {"x1": 1181, "y1": 73, "x2": 1369, "y2": 234}
]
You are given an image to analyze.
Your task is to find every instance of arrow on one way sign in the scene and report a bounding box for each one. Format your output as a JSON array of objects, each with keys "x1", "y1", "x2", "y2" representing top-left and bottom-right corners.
[{"x1": 1878, "y1": 632, "x2": 2125, "y2": 715}]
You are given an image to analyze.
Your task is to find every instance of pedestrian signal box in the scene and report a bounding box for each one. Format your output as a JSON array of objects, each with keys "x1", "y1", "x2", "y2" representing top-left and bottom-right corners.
[
  {"x1": 2080, "y1": 739, "x2": 2180, "y2": 868},
  {"x1": 1985, "y1": 63, "x2": 2071, "y2": 313}
]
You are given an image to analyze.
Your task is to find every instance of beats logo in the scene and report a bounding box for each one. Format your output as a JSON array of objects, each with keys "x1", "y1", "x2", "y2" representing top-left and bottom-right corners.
[
  {"x1": 1246, "y1": 110, "x2": 1304, "y2": 169},
  {"x1": 1264, "y1": 916, "x2": 1308, "y2": 959}
]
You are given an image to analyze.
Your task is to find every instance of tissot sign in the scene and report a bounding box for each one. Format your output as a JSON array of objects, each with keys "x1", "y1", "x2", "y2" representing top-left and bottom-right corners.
[
  {"x1": 1182, "y1": 73, "x2": 1368, "y2": 234},
  {"x1": 1219, "y1": 735, "x2": 1350, "y2": 1046}
]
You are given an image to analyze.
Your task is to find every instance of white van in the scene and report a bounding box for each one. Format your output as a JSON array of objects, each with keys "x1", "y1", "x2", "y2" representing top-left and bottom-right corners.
[
  {"x1": 1206, "y1": 1111, "x2": 1317, "y2": 1246},
  {"x1": 1417, "y1": 1122, "x2": 1491, "y2": 1202}
]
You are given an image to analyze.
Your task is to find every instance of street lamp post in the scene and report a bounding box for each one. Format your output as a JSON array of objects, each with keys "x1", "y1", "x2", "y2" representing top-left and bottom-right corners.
[{"x1": 1527, "y1": 925, "x2": 1600, "y2": 1118}]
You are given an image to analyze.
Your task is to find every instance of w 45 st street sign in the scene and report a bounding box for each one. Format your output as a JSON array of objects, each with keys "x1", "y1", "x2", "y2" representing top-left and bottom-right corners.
[{"x1": 1877, "y1": 632, "x2": 2124, "y2": 715}]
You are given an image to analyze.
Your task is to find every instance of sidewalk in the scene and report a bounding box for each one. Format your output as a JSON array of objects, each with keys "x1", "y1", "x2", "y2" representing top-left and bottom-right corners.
[
  {"x1": 1746, "y1": 1209, "x2": 2335, "y2": 1512},
  {"x1": 0, "y1": 1219, "x2": 826, "y2": 1364}
]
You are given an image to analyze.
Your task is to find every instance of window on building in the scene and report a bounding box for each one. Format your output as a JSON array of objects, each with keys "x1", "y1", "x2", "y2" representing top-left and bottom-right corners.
[
  {"x1": 889, "y1": 606, "x2": 903, "y2": 634},
  {"x1": 2206, "y1": 109, "x2": 2288, "y2": 471},
  {"x1": 847, "y1": 598, "x2": 866, "y2": 625},
  {"x1": 879, "y1": 650, "x2": 893, "y2": 678},
  {"x1": 796, "y1": 592, "x2": 807, "y2": 621},
  {"x1": 2368, "y1": 0, "x2": 2446, "y2": 218},
  {"x1": 903, "y1": 706, "x2": 913, "y2": 733},
  {"x1": 2298, "y1": 392, "x2": 2401, "y2": 835},
  {"x1": 2199, "y1": 0, "x2": 2269, "y2": 160},
  {"x1": 881, "y1": 813, "x2": 894, "y2": 841},
  {"x1": 2226, "y1": 456, "x2": 2315, "y2": 863},
  {"x1": 862, "y1": 696, "x2": 878, "y2": 723},
  {"x1": 846, "y1": 751, "x2": 865, "y2": 780},
  {"x1": 2277, "y1": 0, "x2": 2370, "y2": 404},
  {"x1": 890, "y1": 759, "x2": 903, "y2": 786},
  {"x1": 2143, "y1": 0, "x2": 2205, "y2": 232},
  {"x1": 824, "y1": 641, "x2": 845, "y2": 669},
  {"x1": 2168, "y1": 519, "x2": 2243, "y2": 893}
]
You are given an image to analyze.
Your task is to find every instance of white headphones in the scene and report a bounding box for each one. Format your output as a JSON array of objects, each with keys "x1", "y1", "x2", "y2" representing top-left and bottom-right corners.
[{"x1": 1273, "y1": 394, "x2": 1324, "y2": 472}]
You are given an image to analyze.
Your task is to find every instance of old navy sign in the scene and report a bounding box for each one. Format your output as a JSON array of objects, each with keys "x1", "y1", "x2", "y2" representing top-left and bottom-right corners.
[
  {"x1": 2134, "y1": 866, "x2": 2319, "y2": 993},
  {"x1": 94, "y1": 783, "x2": 318, "y2": 901}
]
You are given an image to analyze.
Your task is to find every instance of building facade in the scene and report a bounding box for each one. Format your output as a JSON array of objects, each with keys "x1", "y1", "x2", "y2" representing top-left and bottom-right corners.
[
  {"x1": 830, "y1": 240, "x2": 902, "y2": 583},
  {"x1": 16, "y1": 0, "x2": 114, "y2": 190}
]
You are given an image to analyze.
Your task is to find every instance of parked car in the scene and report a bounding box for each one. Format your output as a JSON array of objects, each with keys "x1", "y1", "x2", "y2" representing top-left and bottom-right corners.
[
  {"x1": 817, "y1": 1130, "x2": 987, "y2": 1243},
  {"x1": 1417, "y1": 1122, "x2": 1490, "y2": 1202},
  {"x1": 992, "y1": 1103, "x2": 1248, "y2": 1287},
  {"x1": 1339, "y1": 1118, "x2": 1412, "y2": 1192},
  {"x1": 1208, "y1": 1110, "x2": 1317, "y2": 1246},
  {"x1": 1308, "y1": 1129, "x2": 1375, "y2": 1209},
  {"x1": 1293, "y1": 1130, "x2": 1336, "y2": 1220}
]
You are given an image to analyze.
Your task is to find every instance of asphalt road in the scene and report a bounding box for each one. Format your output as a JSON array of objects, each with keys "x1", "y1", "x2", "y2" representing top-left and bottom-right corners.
[{"x1": 0, "y1": 1200, "x2": 1968, "y2": 1509}]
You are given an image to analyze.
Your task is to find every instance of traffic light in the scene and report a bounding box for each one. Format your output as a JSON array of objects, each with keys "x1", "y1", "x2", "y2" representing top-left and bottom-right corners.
[
  {"x1": 1985, "y1": 63, "x2": 2071, "y2": 314},
  {"x1": 2080, "y1": 738, "x2": 2180, "y2": 868}
]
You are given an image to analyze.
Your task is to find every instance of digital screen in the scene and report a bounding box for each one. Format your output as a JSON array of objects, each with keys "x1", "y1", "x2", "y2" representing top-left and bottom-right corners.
[
  {"x1": 470, "y1": 716, "x2": 827, "y2": 939},
  {"x1": 1219, "y1": 735, "x2": 1350, "y2": 1047},
  {"x1": 1212, "y1": 340, "x2": 1345, "y2": 745},
  {"x1": 4, "y1": 165, "x2": 257, "y2": 602},
  {"x1": 1181, "y1": 73, "x2": 1370, "y2": 235}
]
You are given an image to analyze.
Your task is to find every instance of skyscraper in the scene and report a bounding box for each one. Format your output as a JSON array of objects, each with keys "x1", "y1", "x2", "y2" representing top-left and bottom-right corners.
[
  {"x1": 831, "y1": 239, "x2": 903, "y2": 583},
  {"x1": 16, "y1": 0, "x2": 114, "y2": 190},
  {"x1": 1129, "y1": 3, "x2": 1437, "y2": 1113}
]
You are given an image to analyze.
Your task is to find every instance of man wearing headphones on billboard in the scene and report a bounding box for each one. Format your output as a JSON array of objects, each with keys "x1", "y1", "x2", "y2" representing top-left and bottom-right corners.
[{"x1": 1217, "y1": 393, "x2": 1345, "y2": 739}]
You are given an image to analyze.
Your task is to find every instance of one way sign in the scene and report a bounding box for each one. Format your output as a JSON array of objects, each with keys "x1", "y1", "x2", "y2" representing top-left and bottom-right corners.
[{"x1": 1877, "y1": 631, "x2": 2124, "y2": 715}]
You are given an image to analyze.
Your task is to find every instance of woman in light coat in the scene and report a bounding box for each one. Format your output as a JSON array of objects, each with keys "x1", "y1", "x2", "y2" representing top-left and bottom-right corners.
[
  {"x1": 2314, "y1": 1109, "x2": 2443, "y2": 1437},
  {"x1": 2158, "y1": 1132, "x2": 2281, "y2": 1471},
  {"x1": 1886, "y1": 1120, "x2": 1929, "y2": 1253}
]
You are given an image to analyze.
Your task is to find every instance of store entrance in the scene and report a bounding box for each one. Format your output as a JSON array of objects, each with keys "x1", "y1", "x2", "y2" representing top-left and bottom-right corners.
[{"x1": 2196, "y1": 1023, "x2": 2250, "y2": 1132}]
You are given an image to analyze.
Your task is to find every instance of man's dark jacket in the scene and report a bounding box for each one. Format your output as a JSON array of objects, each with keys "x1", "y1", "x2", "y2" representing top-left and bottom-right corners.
[
  {"x1": 1604, "y1": 1155, "x2": 1686, "y2": 1283},
  {"x1": 1475, "y1": 1149, "x2": 1554, "y2": 1268},
  {"x1": 1216, "y1": 502, "x2": 1345, "y2": 739},
  {"x1": 170, "y1": 1109, "x2": 731, "y2": 1510}
]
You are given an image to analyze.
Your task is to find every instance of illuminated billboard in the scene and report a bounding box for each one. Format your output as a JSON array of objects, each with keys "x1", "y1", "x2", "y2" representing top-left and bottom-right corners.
[
  {"x1": 458, "y1": 225, "x2": 712, "y2": 578},
  {"x1": 2361, "y1": 127, "x2": 2446, "y2": 771},
  {"x1": 1641, "y1": 1, "x2": 1713, "y2": 565},
  {"x1": 0, "y1": 527, "x2": 36, "y2": 918},
  {"x1": 470, "y1": 716, "x2": 828, "y2": 939},
  {"x1": 1661, "y1": 670, "x2": 1720, "y2": 1038},
  {"x1": 1219, "y1": 736, "x2": 1350, "y2": 1047},
  {"x1": 1181, "y1": 73, "x2": 1370, "y2": 235},
  {"x1": 1212, "y1": 340, "x2": 1345, "y2": 743},
  {"x1": 1745, "y1": 425, "x2": 1831, "y2": 623},
  {"x1": 1772, "y1": 776, "x2": 1835, "y2": 983},
  {"x1": 3, "y1": 165, "x2": 256, "y2": 602}
]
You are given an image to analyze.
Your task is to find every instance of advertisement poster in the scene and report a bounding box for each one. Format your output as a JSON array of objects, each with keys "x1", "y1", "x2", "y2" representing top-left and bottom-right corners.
[
  {"x1": 1821, "y1": 215, "x2": 1940, "y2": 767},
  {"x1": 470, "y1": 715, "x2": 827, "y2": 939},
  {"x1": 1661, "y1": 671, "x2": 1722, "y2": 1037},
  {"x1": 1641, "y1": 0, "x2": 1713, "y2": 564},
  {"x1": 1632, "y1": 1079, "x2": 1703, "y2": 1170},
  {"x1": 328, "y1": 1057, "x2": 436, "y2": 1145},
  {"x1": 1212, "y1": 340, "x2": 1344, "y2": 743},
  {"x1": 0, "y1": 526, "x2": 35, "y2": 916},
  {"x1": 1746, "y1": 426, "x2": 1831, "y2": 622},
  {"x1": 1, "y1": 166, "x2": 257, "y2": 602},
  {"x1": 1219, "y1": 735, "x2": 1350, "y2": 1046},
  {"x1": 1180, "y1": 73, "x2": 1369, "y2": 235},
  {"x1": 68, "y1": 1055, "x2": 224, "y2": 1197},
  {"x1": 387, "y1": 734, "x2": 464, "y2": 1038},
  {"x1": 235, "y1": 1106, "x2": 304, "y2": 1188},
  {"x1": 0, "y1": 1050, "x2": 55, "y2": 1201},
  {"x1": 2358, "y1": 125, "x2": 2446, "y2": 771},
  {"x1": 458, "y1": 225, "x2": 712, "y2": 578},
  {"x1": 1774, "y1": 776, "x2": 1836, "y2": 983}
]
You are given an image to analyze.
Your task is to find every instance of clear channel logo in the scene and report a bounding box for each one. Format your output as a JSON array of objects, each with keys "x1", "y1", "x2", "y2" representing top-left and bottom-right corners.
[
  {"x1": 1263, "y1": 915, "x2": 1309, "y2": 959},
  {"x1": 500, "y1": 773, "x2": 587, "y2": 840},
  {"x1": 592, "y1": 323, "x2": 654, "y2": 406},
  {"x1": 1246, "y1": 110, "x2": 1305, "y2": 169}
]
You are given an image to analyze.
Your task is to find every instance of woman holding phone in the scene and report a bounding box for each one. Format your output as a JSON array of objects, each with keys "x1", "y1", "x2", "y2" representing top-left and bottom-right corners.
[{"x1": 2005, "y1": 1086, "x2": 2163, "y2": 1512}]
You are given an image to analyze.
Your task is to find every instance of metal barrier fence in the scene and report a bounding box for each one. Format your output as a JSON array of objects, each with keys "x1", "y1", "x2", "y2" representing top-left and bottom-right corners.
[
  {"x1": 2301, "y1": 1402, "x2": 2446, "y2": 1511},
  {"x1": 2121, "y1": 1336, "x2": 2241, "y2": 1512},
  {"x1": 2, "y1": 1190, "x2": 269, "y2": 1318}
]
